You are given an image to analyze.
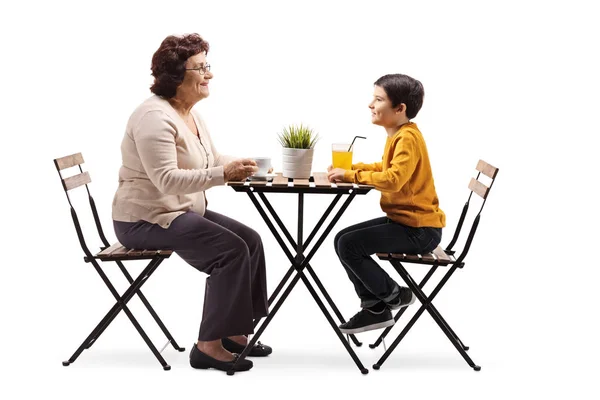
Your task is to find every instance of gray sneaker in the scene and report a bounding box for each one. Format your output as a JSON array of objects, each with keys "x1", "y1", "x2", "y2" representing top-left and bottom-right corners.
[{"x1": 339, "y1": 308, "x2": 394, "y2": 334}]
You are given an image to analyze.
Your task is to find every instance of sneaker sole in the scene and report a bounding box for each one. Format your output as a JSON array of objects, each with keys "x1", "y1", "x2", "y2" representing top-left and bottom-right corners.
[
  {"x1": 339, "y1": 319, "x2": 395, "y2": 335},
  {"x1": 389, "y1": 292, "x2": 417, "y2": 310}
]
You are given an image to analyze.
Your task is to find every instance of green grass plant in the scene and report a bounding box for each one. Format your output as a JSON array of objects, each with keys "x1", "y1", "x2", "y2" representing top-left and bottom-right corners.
[{"x1": 277, "y1": 124, "x2": 319, "y2": 149}]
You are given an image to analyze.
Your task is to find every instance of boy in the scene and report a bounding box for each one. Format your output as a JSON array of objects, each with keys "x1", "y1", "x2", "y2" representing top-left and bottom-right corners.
[{"x1": 328, "y1": 74, "x2": 446, "y2": 334}]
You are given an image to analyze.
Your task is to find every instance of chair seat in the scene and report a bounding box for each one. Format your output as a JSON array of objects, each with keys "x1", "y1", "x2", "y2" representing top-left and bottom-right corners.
[
  {"x1": 376, "y1": 245, "x2": 456, "y2": 266},
  {"x1": 96, "y1": 242, "x2": 173, "y2": 261}
]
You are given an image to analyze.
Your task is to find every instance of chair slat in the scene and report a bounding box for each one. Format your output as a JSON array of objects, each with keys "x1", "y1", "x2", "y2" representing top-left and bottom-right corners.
[
  {"x1": 421, "y1": 253, "x2": 437, "y2": 262},
  {"x1": 96, "y1": 244, "x2": 173, "y2": 260},
  {"x1": 98, "y1": 242, "x2": 124, "y2": 257},
  {"x1": 313, "y1": 172, "x2": 332, "y2": 187},
  {"x1": 110, "y1": 246, "x2": 130, "y2": 257},
  {"x1": 55, "y1": 153, "x2": 84, "y2": 171},
  {"x1": 468, "y1": 178, "x2": 489, "y2": 199},
  {"x1": 127, "y1": 249, "x2": 143, "y2": 256},
  {"x1": 378, "y1": 246, "x2": 453, "y2": 265},
  {"x1": 404, "y1": 254, "x2": 421, "y2": 262},
  {"x1": 390, "y1": 253, "x2": 408, "y2": 260},
  {"x1": 142, "y1": 249, "x2": 164, "y2": 256},
  {"x1": 476, "y1": 160, "x2": 499, "y2": 179},
  {"x1": 62, "y1": 171, "x2": 91, "y2": 191}
]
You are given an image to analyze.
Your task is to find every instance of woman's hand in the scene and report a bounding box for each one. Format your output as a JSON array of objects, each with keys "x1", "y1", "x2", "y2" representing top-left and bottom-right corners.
[
  {"x1": 224, "y1": 159, "x2": 258, "y2": 182},
  {"x1": 327, "y1": 168, "x2": 346, "y2": 183}
]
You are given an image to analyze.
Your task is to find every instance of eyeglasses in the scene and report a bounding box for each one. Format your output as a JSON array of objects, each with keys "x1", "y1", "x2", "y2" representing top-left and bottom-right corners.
[{"x1": 185, "y1": 64, "x2": 211, "y2": 75}]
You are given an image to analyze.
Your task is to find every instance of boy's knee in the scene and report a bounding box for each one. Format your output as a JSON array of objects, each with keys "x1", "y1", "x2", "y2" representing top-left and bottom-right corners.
[
  {"x1": 337, "y1": 233, "x2": 359, "y2": 259},
  {"x1": 334, "y1": 230, "x2": 346, "y2": 252}
]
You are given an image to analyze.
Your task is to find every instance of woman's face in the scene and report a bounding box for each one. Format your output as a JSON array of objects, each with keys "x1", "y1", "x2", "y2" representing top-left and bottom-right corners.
[
  {"x1": 179, "y1": 52, "x2": 213, "y2": 101},
  {"x1": 368, "y1": 85, "x2": 402, "y2": 127}
]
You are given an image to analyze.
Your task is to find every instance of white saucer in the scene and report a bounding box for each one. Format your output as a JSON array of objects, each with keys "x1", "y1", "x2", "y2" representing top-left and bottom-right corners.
[{"x1": 248, "y1": 173, "x2": 276, "y2": 181}]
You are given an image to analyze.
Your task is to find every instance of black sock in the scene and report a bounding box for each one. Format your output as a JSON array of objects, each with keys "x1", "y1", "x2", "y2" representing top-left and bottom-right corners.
[{"x1": 365, "y1": 301, "x2": 387, "y2": 314}]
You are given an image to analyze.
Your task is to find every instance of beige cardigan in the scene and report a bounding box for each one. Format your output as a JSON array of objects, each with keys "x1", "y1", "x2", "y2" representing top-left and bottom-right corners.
[{"x1": 112, "y1": 95, "x2": 235, "y2": 228}]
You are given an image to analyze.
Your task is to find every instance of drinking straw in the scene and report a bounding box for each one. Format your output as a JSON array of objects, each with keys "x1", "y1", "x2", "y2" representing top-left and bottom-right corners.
[{"x1": 348, "y1": 136, "x2": 367, "y2": 152}]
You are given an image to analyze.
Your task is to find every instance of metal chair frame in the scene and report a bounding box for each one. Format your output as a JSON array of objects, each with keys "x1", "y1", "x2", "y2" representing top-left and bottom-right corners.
[
  {"x1": 54, "y1": 153, "x2": 184, "y2": 371},
  {"x1": 372, "y1": 160, "x2": 499, "y2": 372}
]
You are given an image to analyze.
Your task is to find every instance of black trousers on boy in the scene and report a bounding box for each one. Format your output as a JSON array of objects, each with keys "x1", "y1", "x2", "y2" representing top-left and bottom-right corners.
[{"x1": 334, "y1": 216, "x2": 441, "y2": 309}]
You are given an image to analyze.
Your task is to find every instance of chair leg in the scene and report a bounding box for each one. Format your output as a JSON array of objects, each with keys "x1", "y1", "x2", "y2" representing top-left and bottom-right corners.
[
  {"x1": 423, "y1": 302, "x2": 479, "y2": 371},
  {"x1": 373, "y1": 303, "x2": 427, "y2": 369},
  {"x1": 373, "y1": 261, "x2": 480, "y2": 371},
  {"x1": 119, "y1": 302, "x2": 172, "y2": 370},
  {"x1": 82, "y1": 258, "x2": 158, "y2": 349},
  {"x1": 369, "y1": 265, "x2": 438, "y2": 349},
  {"x1": 115, "y1": 259, "x2": 185, "y2": 352},
  {"x1": 63, "y1": 302, "x2": 122, "y2": 366},
  {"x1": 395, "y1": 262, "x2": 477, "y2": 369},
  {"x1": 427, "y1": 303, "x2": 469, "y2": 351},
  {"x1": 63, "y1": 300, "x2": 171, "y2": 370},
  {"x1": 83, "y1": 258, "x2": 184, "y2": 353},
  {"x1": 63, "y1": 258, "x2": 172, "y2": 370}
]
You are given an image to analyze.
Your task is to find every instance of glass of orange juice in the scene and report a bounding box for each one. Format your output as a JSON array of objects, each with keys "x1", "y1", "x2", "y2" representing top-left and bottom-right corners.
[{"x1": 332, "y1": 143, "x2": 353, "y2": 170}]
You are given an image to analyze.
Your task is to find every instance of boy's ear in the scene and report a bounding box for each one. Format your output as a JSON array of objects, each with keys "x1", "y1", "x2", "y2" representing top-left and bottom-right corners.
[{"x1": 396, "y1": 103, "x2": 406, "y2": 114}]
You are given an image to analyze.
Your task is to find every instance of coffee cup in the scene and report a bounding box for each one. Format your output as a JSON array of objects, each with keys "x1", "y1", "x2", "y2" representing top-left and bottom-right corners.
[{"x1": 253, "y1": 157, "x2": 272, "y2": 177}]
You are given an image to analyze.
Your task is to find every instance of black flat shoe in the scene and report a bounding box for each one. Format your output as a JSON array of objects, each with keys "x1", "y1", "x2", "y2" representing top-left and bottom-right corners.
[
  {"x1": 189, "y1": 345, "x2": 253, "y2": 372},
  {"x1": 222, "y1": 337, "x2": 273, "y2": 357}
]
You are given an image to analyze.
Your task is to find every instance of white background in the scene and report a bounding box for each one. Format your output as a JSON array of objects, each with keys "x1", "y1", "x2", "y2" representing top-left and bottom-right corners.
[{"x1": 1, "y1": 0, "x2": 599, "y2": 398}]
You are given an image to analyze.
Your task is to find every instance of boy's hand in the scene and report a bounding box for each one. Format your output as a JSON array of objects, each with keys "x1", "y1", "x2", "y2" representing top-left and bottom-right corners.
[
  {"x1": 327, "y1": 164, "x2": 333, "y2": 172},
  {"x1": 327, "y1": 168, "x2": 346, "y2": 183}
]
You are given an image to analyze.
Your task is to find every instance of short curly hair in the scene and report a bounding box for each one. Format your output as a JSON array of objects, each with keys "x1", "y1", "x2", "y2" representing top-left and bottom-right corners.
[
  {"x1": 374, "y1": 74, "x2": 424, "y2": 119},
  {"x1": 150, "y1": 33, "x2": 210, "y2": 98}
]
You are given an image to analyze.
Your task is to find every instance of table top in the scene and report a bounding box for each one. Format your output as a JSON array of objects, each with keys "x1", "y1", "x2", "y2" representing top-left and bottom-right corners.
[{"x1": 227, "y1": 172, "x2": 374, "y2": 194}]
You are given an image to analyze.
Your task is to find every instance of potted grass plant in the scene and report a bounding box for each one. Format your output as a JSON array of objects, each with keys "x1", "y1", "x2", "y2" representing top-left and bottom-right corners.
[{"x1": 277, "y1": 124, "x2": 319, "y2": 179}]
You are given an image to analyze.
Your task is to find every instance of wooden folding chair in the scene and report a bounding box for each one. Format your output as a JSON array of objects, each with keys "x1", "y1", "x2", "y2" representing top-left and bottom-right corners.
[
  {"x1": 54, "y1": 152, "x2": 185, "y2": 370},
  {"x1": 372, "y1": 159, "x2": 499, "y2": 371}
]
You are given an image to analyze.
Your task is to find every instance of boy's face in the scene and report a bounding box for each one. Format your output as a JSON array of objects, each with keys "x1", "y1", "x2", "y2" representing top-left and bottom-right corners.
[{"x1": 369, "y1": 85, "x2": 405, "y2": 127}]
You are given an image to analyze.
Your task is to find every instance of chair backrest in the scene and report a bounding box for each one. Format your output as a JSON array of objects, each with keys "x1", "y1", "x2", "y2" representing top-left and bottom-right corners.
[
  {"x1": 54, "y1": 152, "x2": 111, "y2": 259},
  {"x1": 445, "y1": 160, "x2": 499, "y2": 266}
]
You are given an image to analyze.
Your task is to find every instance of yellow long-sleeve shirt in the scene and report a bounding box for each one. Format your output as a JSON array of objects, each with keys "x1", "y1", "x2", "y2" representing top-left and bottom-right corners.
[{"x1": 343, "y1": 122, "x2": 446, "y2": 228}]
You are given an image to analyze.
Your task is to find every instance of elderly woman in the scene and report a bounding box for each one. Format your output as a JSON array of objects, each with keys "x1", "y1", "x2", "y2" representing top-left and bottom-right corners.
[{"x1": 112, "y1": 33, "x2": 271, "y2": 373}]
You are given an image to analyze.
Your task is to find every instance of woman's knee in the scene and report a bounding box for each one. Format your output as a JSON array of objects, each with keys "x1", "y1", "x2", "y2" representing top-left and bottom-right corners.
[
  {"x1": 225, "y1": 234, "x2": 251, "y2": 260},
  {"x1": 247, "y1": 227, "x2": 263, "y2": 247}
]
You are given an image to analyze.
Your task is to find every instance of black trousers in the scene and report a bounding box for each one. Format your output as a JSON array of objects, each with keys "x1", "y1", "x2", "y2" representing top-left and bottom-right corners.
[
  {"x1": 114, "y1": 210, "x2": 268, "y2": 341},
  {"x1": 334, "y1": 216, "x2": 441, "y2": 309}
]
